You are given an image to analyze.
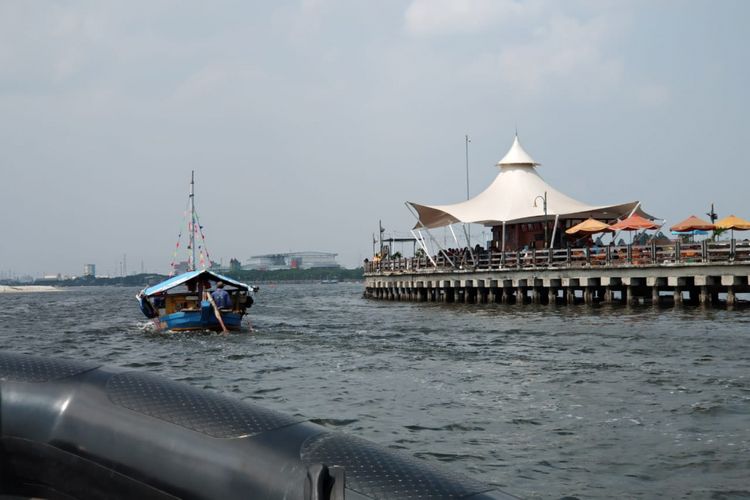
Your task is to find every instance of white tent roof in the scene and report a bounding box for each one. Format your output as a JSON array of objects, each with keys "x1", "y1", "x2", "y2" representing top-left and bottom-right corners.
[{"x1": 409, "y1": 135, "x2": 646, "y2": 229}]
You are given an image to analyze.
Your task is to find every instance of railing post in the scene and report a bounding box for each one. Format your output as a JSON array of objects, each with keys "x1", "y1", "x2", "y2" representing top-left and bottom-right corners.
[
  {"x1": 627, "y1": 244, "x2": 632, "y2": 264},
  {"x1": 566, "y1": 247, "x2": 571, "y2": 266},
  {"x1": 702, "y1": 240, "x2": 708, "y2": 262},
  {"x1": 675, "y1": 240, "x2": 681, "y2": 263},
  {"x1": 516, "y1": 250, "x2": 521, "y2": 269},
  {"x1": 531, "y1": 248, "x2": 536, "y2": 268},
  {"x1": 731, "y1": 238, "x2": 736, "y2": 260},
  {"x1": 651, "y1": 241, "x2": 657, "y2": 264},
  {"x1": 606, "y1": 245, "x2": 611, "y2": 265}
]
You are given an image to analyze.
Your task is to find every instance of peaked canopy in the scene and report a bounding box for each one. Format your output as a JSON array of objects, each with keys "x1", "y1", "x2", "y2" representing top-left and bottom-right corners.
[
  {"x1": 609, "y1": 213, "x2": 659, "y2": 231},
  {"x1": 714, "y1": 215, "x2": 750, "y2": 231},
  {"x1": 565, "y1": 218, "x2": 613, "y2": 235},
  {"x1": 670, "y1": 215, "x2": 715, "y2": 232},
  {"x1": 408, "y1": 135, "x2": 645, "y2": 229}
]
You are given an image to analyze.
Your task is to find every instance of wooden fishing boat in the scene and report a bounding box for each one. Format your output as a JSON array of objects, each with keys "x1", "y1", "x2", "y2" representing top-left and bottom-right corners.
[
  {"x1": 137, "y1": 269, "x2": 255, "y2": 332},
  {"x1": 136, "y1": 172, "x2": 256, "y2": 333}
]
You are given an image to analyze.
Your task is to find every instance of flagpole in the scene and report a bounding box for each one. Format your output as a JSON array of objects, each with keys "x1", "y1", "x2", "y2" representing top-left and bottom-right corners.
[{"x1": 465, "y1": 134, "x2": 471, "y2": 246}]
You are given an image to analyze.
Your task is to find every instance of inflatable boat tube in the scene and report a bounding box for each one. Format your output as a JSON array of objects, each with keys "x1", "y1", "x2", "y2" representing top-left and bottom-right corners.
[{"x1": 0, "y1": 352, "x2": 516, "y2": 500}]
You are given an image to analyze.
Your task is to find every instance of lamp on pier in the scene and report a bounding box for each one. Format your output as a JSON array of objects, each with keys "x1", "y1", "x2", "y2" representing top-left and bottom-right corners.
[{"x1": 533, "y1": 191, "x2": 549, "y2": 248}]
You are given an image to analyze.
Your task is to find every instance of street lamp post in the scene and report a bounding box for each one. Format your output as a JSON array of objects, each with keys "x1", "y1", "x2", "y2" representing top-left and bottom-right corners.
[{"x1": 534, "y1": 191, "x2": 548, "y2": 248}]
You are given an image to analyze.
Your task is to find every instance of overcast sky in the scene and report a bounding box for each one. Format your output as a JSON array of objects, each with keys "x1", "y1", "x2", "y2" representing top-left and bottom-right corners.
[{"x1": 1, "y1": 0, "x2": 748, "y2": 276}]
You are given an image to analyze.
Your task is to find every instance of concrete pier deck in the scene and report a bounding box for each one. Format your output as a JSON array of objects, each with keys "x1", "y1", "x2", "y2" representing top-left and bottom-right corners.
[{"x1": 364, "y1": 241, "x2": 750, "y2": 307}]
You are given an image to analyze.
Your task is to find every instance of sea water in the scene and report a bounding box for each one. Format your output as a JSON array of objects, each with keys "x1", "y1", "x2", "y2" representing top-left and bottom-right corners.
[{"x1": 1, "y1": 283, "x2": 748, "y2": 499}]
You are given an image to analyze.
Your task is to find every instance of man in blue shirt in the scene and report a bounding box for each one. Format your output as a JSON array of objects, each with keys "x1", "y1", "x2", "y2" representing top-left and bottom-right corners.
[{"x1": 210, "y1": 282, "x2": 232, "y2": 309}]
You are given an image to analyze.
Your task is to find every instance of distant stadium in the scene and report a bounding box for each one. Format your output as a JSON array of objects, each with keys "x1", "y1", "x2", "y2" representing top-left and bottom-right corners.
[{"x1": 243, "y1": 252, "x2": 339, "y2": 271}]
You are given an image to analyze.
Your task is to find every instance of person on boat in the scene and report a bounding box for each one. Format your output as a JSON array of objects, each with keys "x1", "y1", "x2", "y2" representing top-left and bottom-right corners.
[{"x1": 210, "y1": 282, "x2": 232, "y2": 309}]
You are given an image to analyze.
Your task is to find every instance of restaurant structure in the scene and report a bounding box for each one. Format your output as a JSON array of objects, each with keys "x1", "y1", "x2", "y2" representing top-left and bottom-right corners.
[{"x1": 365, "y1": 135, "x2": 750, "y2": 307}]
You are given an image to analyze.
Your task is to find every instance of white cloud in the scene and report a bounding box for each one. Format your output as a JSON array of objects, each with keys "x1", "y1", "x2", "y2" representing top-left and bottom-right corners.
[
  {"x1": 404, "y1": 0, "x2": 528, "y2": 36},
  {"x1": 494, "y1": 14, "x2": 625, "y2": 98},
  {"x1": 634, "y1": 83, "x2": 671, "y2": 107}
]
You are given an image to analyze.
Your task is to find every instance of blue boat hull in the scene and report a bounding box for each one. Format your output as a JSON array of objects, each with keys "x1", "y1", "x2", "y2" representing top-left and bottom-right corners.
[{"x1": 158, "y1": 304, "x2": 244, "y2": 332}]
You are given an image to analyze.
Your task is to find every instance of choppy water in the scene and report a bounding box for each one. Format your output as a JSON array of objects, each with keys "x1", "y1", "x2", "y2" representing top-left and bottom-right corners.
[{"x1": 1, "y1": 283, "x2": 749, "y2": 499}]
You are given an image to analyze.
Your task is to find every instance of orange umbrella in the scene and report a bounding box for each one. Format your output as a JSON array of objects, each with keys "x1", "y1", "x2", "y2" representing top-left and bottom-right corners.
[
  {"x1": 565, "y1": 218, "x2": 613, "y2": 236},
  {"x1": 714, "y1": 215, "x2": 750, "y2": 240},
  {"x1": 609, "y1": 214, "x2": 659, "y2": 244},
  {"x1": 714, "y1": 215, "x2": 750, "y2": 230},
  {"x1": 609, "y1": 214, "x2": 660, "y2": 231},
  {"x1": 669, "y1": 215, "x2": 715, "y2": 232}
]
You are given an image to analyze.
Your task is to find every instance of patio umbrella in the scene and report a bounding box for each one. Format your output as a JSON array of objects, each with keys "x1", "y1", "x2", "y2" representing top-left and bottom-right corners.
[
  {"x1": 565, "y1": 218, "x2": 613, "y2": 236},
  {"x1": 714, "y1": 214, "x2": 750, "y2": 240},
  {"x1": 609, "y1": 214, "x2": 660, "y2": 243},
  {"x1": 669, "y1": 215, "x2": 715, "y2": 232}
]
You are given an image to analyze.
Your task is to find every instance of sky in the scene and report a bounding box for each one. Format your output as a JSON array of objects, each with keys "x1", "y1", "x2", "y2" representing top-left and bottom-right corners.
[{"x1": 1, "y1": 0, "x2": 748, "y2": 277}]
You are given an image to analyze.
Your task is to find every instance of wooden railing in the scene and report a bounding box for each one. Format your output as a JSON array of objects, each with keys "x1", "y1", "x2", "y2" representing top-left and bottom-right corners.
[{"x1": 365, "y1": 240, "x2": 750, "y2": 274}]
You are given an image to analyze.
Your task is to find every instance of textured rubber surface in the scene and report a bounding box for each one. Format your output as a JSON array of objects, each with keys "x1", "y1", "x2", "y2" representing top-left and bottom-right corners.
[
  {"x1": 0, "y1": 352, "x2": 98, "y2": 383},
  {"x1": 301, "y1": 433, "x2": 494, "y2": 500},
  {"x1": 106, "y1": 371, "x2": 304, "y2": 438}
]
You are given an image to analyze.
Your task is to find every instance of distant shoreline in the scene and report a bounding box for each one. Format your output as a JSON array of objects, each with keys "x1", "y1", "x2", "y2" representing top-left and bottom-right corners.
[{"x1": 0, "y1": 285, "x2": 60, "y2": 293}]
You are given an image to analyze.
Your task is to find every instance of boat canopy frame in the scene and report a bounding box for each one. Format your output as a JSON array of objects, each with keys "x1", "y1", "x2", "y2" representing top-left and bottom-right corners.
[{"x1": 142, "y1": 269, "x2": 250, "y2": 297}]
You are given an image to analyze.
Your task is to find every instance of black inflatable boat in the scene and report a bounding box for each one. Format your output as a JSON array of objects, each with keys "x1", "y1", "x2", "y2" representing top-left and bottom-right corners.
[{"x1": 0, "y1": 352, "x2": 515, "y2": 499}]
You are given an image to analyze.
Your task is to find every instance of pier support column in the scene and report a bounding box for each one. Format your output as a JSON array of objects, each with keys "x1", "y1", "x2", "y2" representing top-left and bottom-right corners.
[
  {"x1": 652, "y1": 286, "x2": 660, "y2": 306},
  {"x1": 548, "y1": 288, "x2": 556, "y2": 305},
  {"x1": 502, "y1": 280, "x2": 513, "y2": 304},
  {"x1": 727, "y1": 286, "x2": 736, "y2": 307},
  {"x1": 445, "y1": 282, "x2": 454, "y2": 303},
  {"x1": 584, "y1": 287, "x2": 593, "y2": 305},
  {"x1": 488, "y1": 281, "x2": 499, "y2": 303},
  {"x1": 699, "y1": 286, "x2": 710, "y2": 305},
  {"x1": 673, "y1": 287, "x2": 683, "y2": 306},
  {"x1": 722, "y1": 275, "x2": 741, "y2": 307},
  {"x1": 566, "y1": 288, "x2": 575, "y2": 305}
]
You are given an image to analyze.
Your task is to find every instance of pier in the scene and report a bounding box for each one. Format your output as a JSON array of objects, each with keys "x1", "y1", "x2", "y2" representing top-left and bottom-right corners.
[{"x1": 364, "y1": 241, "x2": 750, "y2": 307}]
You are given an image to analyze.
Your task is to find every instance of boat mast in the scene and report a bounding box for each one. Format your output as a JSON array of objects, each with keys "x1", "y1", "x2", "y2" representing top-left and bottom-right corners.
[{"x1": 189, "y1": 171, "x2": 196, "y2": 272}]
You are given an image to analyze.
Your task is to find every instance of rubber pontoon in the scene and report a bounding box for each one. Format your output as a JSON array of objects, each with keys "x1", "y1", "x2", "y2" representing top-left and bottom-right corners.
[{"x1": 0, "y1": 352, "x2": 516, "y2": 500}]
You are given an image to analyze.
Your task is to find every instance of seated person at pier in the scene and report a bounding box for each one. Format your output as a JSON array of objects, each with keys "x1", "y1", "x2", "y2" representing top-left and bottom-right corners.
[{"x1": 210, "y1": 282, "x2": 232, "y2": 309}]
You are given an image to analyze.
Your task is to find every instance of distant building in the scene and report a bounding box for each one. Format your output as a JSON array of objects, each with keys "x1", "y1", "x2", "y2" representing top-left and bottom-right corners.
[
  {"x1": 245, "y1": 252, "x2": 339, "y2": 271},
  {"x1": 83, "y1": 264, "x2": 96, "y2": 277}
]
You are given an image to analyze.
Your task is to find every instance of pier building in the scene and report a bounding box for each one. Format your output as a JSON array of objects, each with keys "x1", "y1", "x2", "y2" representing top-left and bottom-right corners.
[{"x1": 364, "y1": 135, "x2": 750, "y2": 307}]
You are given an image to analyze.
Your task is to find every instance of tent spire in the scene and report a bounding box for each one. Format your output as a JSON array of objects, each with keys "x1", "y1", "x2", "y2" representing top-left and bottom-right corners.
[{"x1": 496, "y1": 134, "x2": 539, "y2": 168}]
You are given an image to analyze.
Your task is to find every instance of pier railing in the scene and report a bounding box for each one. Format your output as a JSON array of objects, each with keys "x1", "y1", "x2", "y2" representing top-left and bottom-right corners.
[{"x1": 365, "y1": 240, "x2": 750, "y2": 274}]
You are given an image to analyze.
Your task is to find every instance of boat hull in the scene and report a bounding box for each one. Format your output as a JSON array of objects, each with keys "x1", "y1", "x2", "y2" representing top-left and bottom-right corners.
[{"x1": 158, "y1": 309, "x2": 244, "y2": 332}]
